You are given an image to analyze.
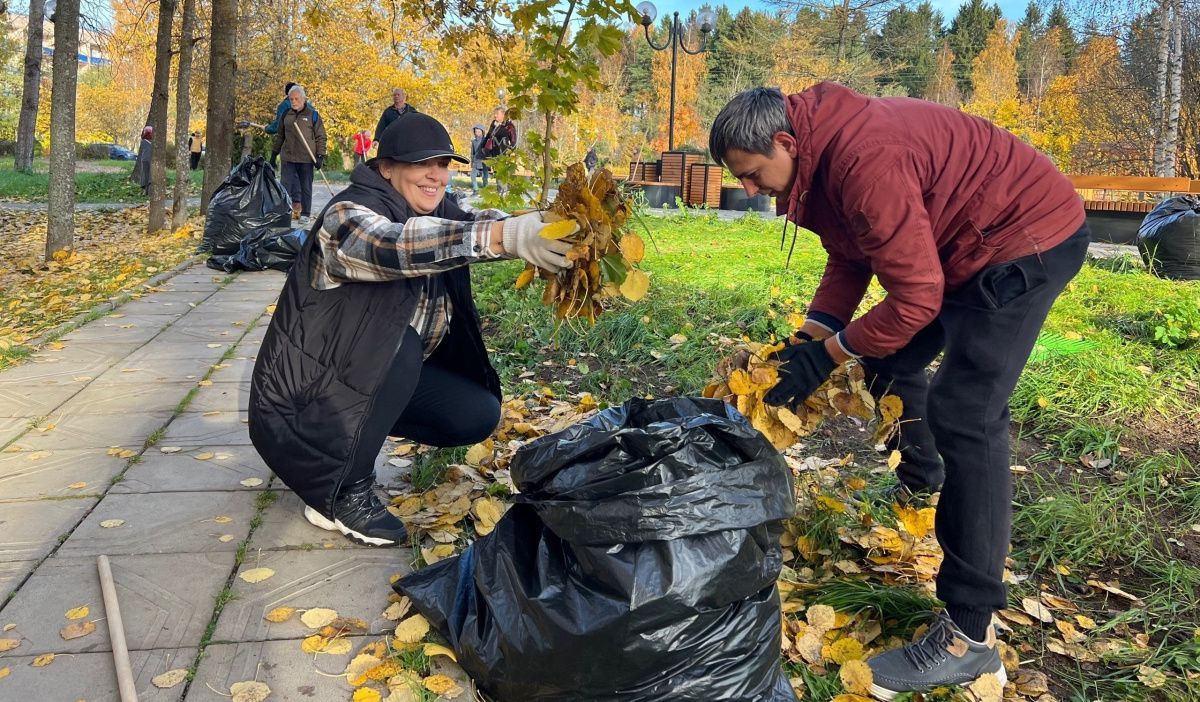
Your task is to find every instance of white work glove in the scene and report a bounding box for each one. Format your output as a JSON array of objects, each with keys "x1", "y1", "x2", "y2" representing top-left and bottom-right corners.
[{"x1": 501, "y1": 213, "x2": 577, "y2": 273}]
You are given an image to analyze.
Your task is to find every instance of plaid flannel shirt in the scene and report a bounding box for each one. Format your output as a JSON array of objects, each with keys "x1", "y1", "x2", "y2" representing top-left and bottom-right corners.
[{"x1": 312, "y1": 201, "x2": 510, "y2": 357}]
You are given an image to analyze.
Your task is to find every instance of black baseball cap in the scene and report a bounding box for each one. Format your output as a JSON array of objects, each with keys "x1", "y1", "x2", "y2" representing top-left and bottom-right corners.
[{"x1": 369, "y1": 113, "x2": 469, "y2": 166}]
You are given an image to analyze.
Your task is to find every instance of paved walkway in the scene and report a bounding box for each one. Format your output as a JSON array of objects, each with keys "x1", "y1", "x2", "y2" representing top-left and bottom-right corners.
[{"x1": 0, "y1": 266, "x2": 471, "y2": 700}]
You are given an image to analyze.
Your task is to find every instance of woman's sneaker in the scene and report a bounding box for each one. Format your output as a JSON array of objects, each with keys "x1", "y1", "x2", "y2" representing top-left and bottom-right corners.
[
  {"x1": 303, "y1": 483, "x2": 408, "y2": 547},
  {"x1": 866, "y1": 612, "x2": 1005, "y2": 700}
]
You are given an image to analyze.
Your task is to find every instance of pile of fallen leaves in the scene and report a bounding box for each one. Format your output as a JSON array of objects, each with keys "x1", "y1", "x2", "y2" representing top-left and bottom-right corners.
[
  {"x1": 702, "y1": 336, "x2": 903, "y2": 451},
  {"x1": 514, "y1": 163, "x2": 649, "y2": 323},
  {"x1": 0, "y1": 207, "x2": 201, "y2": 360}
]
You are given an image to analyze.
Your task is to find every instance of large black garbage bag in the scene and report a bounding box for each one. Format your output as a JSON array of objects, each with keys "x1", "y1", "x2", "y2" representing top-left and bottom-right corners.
[
  {"x1": 206, "y1": 227, "x2": 307, "y2": 273},
  {"x1": 396, "y1": 396, "x2": 798, "y2": 702},
  {"x1": 1138, "y1": 195, "x2": 1200, "y2": 280},
  {"x1": 199, "y1": 156, "x2": 292, "y2": 255}
]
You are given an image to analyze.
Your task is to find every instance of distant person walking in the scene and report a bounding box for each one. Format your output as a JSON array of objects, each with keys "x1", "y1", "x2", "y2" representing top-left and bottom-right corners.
[
  {"x1": 272, "y1": 84, "x2": 327, "y2": 226},
  {"x1": 132, "y1": 125, "x2": 153, "y2": 194},
  {"x1": 188, "y1": 131, "x2": 203, "y2": 170},
  {"x1": 373, "y1": 88, "x2": 419, "y2": 150},
  {"x1": 481, "y1": 107, "x2": 517, "y2": 193},
  {"x1": 353, "y1": 130, "x2": 372, "y2": 167},
  {"x1": 584, "y1": 145, "x2": 598, "y2": 172},
  {"x1": 469, "y1": 124, "x2": 487, "y2": 192}
]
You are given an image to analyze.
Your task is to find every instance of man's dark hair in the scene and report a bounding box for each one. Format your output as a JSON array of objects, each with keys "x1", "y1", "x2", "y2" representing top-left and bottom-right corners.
[
  {"x1": 708, "y1": 87, "x2": 793, "y2": 168},
  {"x1": 284, "y1": 82, "x2": 296, "y2": 96}
]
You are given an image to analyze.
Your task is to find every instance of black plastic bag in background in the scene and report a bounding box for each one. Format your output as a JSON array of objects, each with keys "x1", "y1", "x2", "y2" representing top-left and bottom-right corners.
[
  {"x1": 396, "y1": 397, "x2": 798, "y2": 702},
  {"x1": 206, "y1": 227, "x2": 307, "y2": 273},
  {"x1": 199, "y1": 156, "x2": 292, "y2": 255},
  {"x1": 1138, "y1": 195, "x2": 1200, "y2": 280}
]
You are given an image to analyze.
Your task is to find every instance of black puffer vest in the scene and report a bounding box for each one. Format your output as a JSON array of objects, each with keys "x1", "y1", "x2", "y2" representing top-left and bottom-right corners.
[{"x1": 248, "y1": 164, "x2": 501, "y2": 512}]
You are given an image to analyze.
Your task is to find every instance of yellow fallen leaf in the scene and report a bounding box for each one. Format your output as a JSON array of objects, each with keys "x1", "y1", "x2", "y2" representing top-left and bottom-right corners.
[
  {"x1": 879, "y1": 395, "x2": 903, "y2": 423},
  {"x1": 806, "y1": 604, "x2": 836, "y2": 632},
  {"x1": 895, "y1": 506, "x2": 936, "y2": 539},
  {"x1": 0, "y1": 666, "x2": 9, "y2": 680},
  {"x1": 159, "y1": 446, "x2": 182, "y2": 454},
  {"x1": 345, "y1": 652, "x2": 384, "y2": 686},
  {"x1": 619, "y1": 269, "x2": 650, "y2": 302},
  {"x1": 239, "y1": 567, "x2": 275, "y2": 584},
  {"x1": 100, "y1": 519, "x2": 125, "y2": 528},
  {"x1": 65, "y1": 606, "x2": 89, "y2": 620},
  {"x1": 151, "y1": 668, "x2": 189, "y2": 688},
  {"x1": 620, "y1": 233, "x2": 646, "y2": 264},
  {"x1": 213, "y1": 515, "x2": 233, "y2": 524},
  {"x1": 423, "y1": 643, "x2": 457, "y2": 662},
  {"x1": 464, "y1": 442, "x2": 492, "y2": 467},
  {"x1": 240, "y1": 478, "x2": 264, "y2": 487},
  {"x1": 383, "y1": 599, "x2": 412, "y2": 622},
  {"x1": 839, "y1": 659, "x2": 874, "y2": 696},
  {"x1": 194, "y1": 452, "x2": 215, "y2": 461},
  {"x1": 0, "y1": 638, "x2": 19, "y2": 652},
  {"x1": 1021, "y1": 596, "x2": 1055, "y2": 623},
  {"x1": 393, "y1": 614, "x2": 430, "y2": 644},
  {"x1": 300, "y1": 634, "x2": 352, "y2": 655},
  {"x1": 423, "y1": 674, "x2": 459, "y2": 696},
  {"x1": 1074, "y1": 614, "x2": 1097, "y2": 629},
  {"x1": 60, "y1": 621, "x2": 96, "y2": 640},
  {"x1": 300, "y1": 608, "x2": 338, "y2": 628},
  {"x1": 31, "y1": 653, "x2": 54, "y2": 667},
  {"x1": 230, "y1": 680, "x2": 271, "y2": 702},
  {"x1": 66, "y1": 481, "x2": 87, "y2": 490},
  {"x1": 829, "y1": 637, "x2": 864, "y2": 664},
  {"x1": 1138, "y1": 664, "x2": 1167, "y2": 688},
  {"x1": 886, "y1": 450, "x2": 901, "y2": 470},
  {"x1": 539, "y1": 219, "x2": 579, "y2": 240},
  {"x1": 967, "y1": 672, "x2": 1004, "y2": 701},
  {"x1": 514, "y1": 267, "x2": 536, "y2": 290},
  {"x1": 352, "y1": 688, "x2": 382, "y2": 702},
  {"x1": 263, "y1": 607, "x2": 296, "y2": 623}
]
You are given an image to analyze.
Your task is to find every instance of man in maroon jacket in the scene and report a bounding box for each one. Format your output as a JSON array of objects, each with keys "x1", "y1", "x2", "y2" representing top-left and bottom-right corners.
[{"x1": 710, "y1": 84, "x2": 1089, "y2": 698}]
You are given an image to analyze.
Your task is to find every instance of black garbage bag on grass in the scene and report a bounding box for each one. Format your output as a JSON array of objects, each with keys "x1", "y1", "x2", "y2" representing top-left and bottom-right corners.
[
  {"x1": 396, "y1": 396, "x2": 798, "y2": 702},
  {"x1": 1138, "y1": 195, "x2": 1200, "y2": 280},
  {"x1": 206, "y1": 227, "x2": 307, "y2": 273},
  {"x1": 199, "y1": 156, "x2": 292, "y2": 255}
]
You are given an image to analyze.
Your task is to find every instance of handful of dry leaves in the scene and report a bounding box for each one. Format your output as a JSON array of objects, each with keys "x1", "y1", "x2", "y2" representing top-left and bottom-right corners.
[
  {"x1": 703, "y1": 337, "x2": 902, "y2": 450},
  {"x1": 515, "y1": 163, "x2": 649, "y2": 323}
]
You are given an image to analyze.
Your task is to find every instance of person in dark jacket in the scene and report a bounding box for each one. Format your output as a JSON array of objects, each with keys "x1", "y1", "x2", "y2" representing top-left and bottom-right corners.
[
  {"x1": 249, "y1": 112, "x2": 575, "y2": 547},
  {"x1": 469, "y1": 124, "x2": 487, "y2": 192},
  {"x1": 372, "y1": 88, "x2": 419, "y2": 151},
  {"x1": 272, "y1": 84, "x2": 327, "y2": 225},
  {"x1": 267, "y1": 81, "x2": 322, "y2": 164},
  {"x1": 709, "y1": 84, "x2": 1089, "y2": 698},
  {"x1": 583, "y1": 145, "x2": 598, "y2": 172},
  {"x1": 131, "y1": 125, "x2": 153, "y2": 193},
  {"x1": 481, "y1": 107, "x2": 517, "y2": 159}
]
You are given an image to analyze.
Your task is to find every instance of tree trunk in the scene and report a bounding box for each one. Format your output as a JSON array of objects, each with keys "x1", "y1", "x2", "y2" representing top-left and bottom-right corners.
[
  {"x1": 1153, "y1": 0, "x2": 1171, "y2": 176},
  {"x1": 147, "y1": 0, "x2": 177, "y2": 234},
  {"x1": 201, "y1": 0, "x2": 237, "y2": 211},
  {"x1": 1163, "y1": 0, "x2": 1183, "y2": 177},
  {"x1": 172, "y1": 0, "x2": 198, "y2": 230},
  {"x1": 46, "y1": 0, "x2": 80, "y2": 260},
  {"x1": 14, "y1": 0, "x2": 45, "y2": 173}
]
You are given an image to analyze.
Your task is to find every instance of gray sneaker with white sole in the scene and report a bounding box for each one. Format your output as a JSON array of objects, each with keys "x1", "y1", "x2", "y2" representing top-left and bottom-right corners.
[{"x1": 866, "y1": 612, "x2": 1006, "y2": 700}]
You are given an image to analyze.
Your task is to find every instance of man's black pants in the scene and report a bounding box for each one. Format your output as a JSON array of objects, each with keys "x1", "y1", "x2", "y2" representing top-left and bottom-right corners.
[
  {"x1": 340, "y1": 327, "x2": 500, "y2": 493},
  {"x1": 861, "y1": 225, "x2": 1090, "y2": 618},
  {"x1": 282, "y1": 161, "x2": 314, "y2": 217}
]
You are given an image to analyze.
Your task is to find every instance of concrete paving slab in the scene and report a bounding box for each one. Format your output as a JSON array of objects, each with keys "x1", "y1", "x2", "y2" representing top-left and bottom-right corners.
[
  {"x1": 59, "y1": 316, "x2": 173, "y2": 344},
  {"x1": 10, "y1": 410, "x2": 173, "y2": 450},
  {"x1": 122, "y1": 340, "x2": 231, "y2": 361},
  {"x1": 111, "y1": 300, "x2": 193, "y2": 319},
  {"x1": 212, "y1": 549, "x2": 407, "y2": 643},
  {"x1": 0, "y1": 559, "x2": 35, "y2": 599},
  {"x1": 112, "y1": 445, "x2": 274, "y2": 494},
  {"x1": 207, "y1": 356, "x2": 255, "y2": 383},
  {"x1": 0, "y1": 646, "x2": 194, "y2": 702},
  {"x1": 59, "y1": 381, "x2": 196, "y2": 415},
  {"x1": 0, "y1": 552, "x2": 236, "y2": 655},
  {"x1": 89, "y1": 355, "x2": 219, "y2": 385},
  {"x1": 158, "y1": 324, "x2": 243, "y2": 344},
  {"x1": 55, "y1": 490, "x2": 260, "y2": 558},
  {"x1": 162, "y1": 411, "x2": 252, "y2": 446},
  {"x1": 186, "y1": 637, "x2": 386, "y2": 702},
  {"x1": 0, "y1": 416, "x2": 33, "y2": 445},
  {"x1": 121, "y1": 289, "x2": 214, "y2": 307},
  {"x1": 0, "y1": 497, "x2": 96, "y2": 563},
  {"x1": 0, "y1": 348, "x2": 121, "y2": 384},
  {"x1": 0, "y1": 448, "x2": 126, "y2": 502},
  {"x1": 185, "y1": 381, "x2": 251, "y2": 413},
  {"x1": 29, "y1": 341, "x2": 146, "y2": 364},
  {"x1": 0, "y1": 382, "x2": 82, "y2": 418}
]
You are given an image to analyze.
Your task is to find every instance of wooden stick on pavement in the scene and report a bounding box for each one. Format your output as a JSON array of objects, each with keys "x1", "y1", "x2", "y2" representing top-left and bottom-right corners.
[{"x1": 97, "y1": 555, "x2": 139, "y2": 702}]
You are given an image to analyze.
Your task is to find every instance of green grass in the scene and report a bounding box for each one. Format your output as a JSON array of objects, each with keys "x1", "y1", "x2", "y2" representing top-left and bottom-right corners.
[{"x1": 0, "y1": 159, "x2": 204, "y2": 203}]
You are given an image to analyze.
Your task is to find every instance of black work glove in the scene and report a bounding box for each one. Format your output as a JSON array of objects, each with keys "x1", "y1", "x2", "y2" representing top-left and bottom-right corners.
[
  {"x1": 315, "y1": 155, "x2": 325, "y2": 170},
  {"x1": 268, "y1": 151, "x2": 278, "y2": 168},
  {"x1": 789, "y1": 328, "x2": 814, "y2": 343},
  {"x1": 763, "y1": 339, "x2": 838, "y2": 407}
]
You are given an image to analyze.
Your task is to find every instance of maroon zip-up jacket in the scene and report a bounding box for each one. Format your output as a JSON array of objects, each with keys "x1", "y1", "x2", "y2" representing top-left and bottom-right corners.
[{"x1": 780, "y1": 82, "x2": 1085, "y2": 358}]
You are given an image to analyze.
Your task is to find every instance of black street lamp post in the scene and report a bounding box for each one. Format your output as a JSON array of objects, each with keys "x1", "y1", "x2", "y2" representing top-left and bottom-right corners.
[{"x1": 637, "y1": 2, "x2": 714, "y2": 151}]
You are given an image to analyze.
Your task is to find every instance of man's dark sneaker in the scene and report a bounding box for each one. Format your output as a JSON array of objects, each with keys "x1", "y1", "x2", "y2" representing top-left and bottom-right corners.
[
  {"x1": 866, "y1": 612, "x2": 1005, "y2": 700},
  {"x1": 303, "y1": 482, "x2": 408, "y2": 547}
]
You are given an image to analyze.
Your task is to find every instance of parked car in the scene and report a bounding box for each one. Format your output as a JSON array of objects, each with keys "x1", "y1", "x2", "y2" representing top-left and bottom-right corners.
[{"x1": 109, "y1": 145, "x2": 137, "y2": 161}]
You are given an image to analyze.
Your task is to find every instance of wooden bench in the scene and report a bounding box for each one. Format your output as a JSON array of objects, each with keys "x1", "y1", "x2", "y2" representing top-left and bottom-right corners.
[{"x1": 1068, "y1": 175, "x2": 1198, "y2": 244}]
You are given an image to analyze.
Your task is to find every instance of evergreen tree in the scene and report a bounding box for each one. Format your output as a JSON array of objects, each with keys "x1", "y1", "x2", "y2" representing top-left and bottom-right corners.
[
  {"x1": 948, "y1": 0, "x2": 1002, "y2": 95},
  {"x1": 1045, "y1": 3, "x2": 1077, "y2": 67},
  {"x1": 871, "y1": 2, "x2": 945, "y2": 97}
]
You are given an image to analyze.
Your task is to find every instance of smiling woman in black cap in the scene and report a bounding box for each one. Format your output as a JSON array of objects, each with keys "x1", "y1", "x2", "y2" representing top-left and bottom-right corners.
[{"x1": 248, "y1": 113, "x2": 575, "y2": 547}]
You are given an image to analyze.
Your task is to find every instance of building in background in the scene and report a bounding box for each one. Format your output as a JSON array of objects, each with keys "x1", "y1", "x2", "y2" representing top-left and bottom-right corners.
[{"x1": 5, "y1": 12, "x2": 110, "y2": 68}]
